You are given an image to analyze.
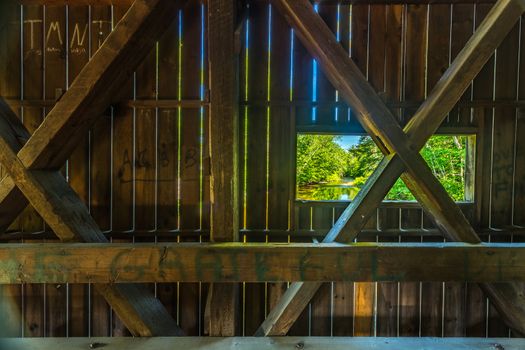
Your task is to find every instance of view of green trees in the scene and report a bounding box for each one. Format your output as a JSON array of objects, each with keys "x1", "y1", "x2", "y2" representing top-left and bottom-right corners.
[{"x1": 296, "y1": 134, "x2": 469, "y2": 201}]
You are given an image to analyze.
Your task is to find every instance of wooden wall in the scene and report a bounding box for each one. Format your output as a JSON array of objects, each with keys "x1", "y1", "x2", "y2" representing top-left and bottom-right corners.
[{"x1": 0, "y1": 0, "x2": 523, "y2": 338}]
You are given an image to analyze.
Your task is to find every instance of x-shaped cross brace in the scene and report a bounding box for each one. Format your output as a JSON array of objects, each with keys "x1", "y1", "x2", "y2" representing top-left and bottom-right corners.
[
  {"x1": 0, "y1": 0, "x2": 187, "y2": 336},
  {"x1": 256, "y1": 0, "x2": 525, "y2": 336}
]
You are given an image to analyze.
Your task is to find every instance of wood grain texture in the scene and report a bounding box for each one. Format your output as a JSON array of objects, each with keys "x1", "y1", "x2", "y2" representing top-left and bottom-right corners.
[
  {"x1": 0, "y1": 242, "x2": 524, "y2": 283},
  {"x1": 0, "y1": 0, "x2": 189, "y2": 232},
  {"x1": 207, "y1": 0, "x2": 239, "y2": 336},
  {"x1": 259, "y1": 0, "x2": 525, "y2": 336},
  {"x1": 3, "y1": 337, "x2": 525, "y2": 350},
  {"x1": 0, "y1": 0, "x2": 188, "y2": 336}
]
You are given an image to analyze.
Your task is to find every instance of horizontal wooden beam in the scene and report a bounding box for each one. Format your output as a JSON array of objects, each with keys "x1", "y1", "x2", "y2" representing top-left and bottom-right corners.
[
  {"x1": 1, "y1": 242, "x2": 525, "y2": 283},
  {"x1": 1, "y1": 337, "x2": 524, "y2": 350},
  {"x1": 14, "y1": 0, "x2": 497, "y2": 5}
]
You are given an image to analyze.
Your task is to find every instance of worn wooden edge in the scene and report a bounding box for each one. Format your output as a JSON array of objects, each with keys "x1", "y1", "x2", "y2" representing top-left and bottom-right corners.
[
  {"x1": 0, "y1": 337, "x2": 523, "y2": 350},
  {"x1": 2, "y1": 242, "x2": 525, "y2": 283}
]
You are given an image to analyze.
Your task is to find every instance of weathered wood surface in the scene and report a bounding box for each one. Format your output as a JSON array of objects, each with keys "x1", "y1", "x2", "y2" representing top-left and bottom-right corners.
[
  {"x1": 0, "y1": 0, "x2": 187, "y2": 232},
  {"x1": 0, "y1": 0, "x2": 187, "y2": 337},
  {"x1": 2, "y1": 337, "x2": 525, "y2": 350},
  {"x1": 259, "y1": 0, "x2": 525, "y2": 336},
  {"x1": 0, "y1": 243, "x2": 524, "y2": 283},
  {"x1": 207, "y1": 0, "x2": 240, "y2": 336}
]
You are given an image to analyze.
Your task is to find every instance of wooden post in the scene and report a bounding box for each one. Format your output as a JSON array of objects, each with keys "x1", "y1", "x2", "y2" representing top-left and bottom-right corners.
[{"x1": 206, "y1": 0, "x2": 240, "y2": 336}]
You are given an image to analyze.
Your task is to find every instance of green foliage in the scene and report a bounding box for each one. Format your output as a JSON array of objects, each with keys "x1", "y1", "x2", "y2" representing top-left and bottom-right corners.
[
  {"x1": 348, "y1": 135, "x2": 467, "y2": 201},
  {"x1": 296, "y1": 134, "x2": 469, "y2": 201},
  {"x1": 296, "y1": 134, "x2": 348, "y2": 185}
]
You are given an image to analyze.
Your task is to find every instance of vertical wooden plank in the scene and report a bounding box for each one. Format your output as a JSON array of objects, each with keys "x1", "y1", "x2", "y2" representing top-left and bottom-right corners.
[
  {"x1": 315, "y1": 4, "x2": 337, "y2": 128},
  {"x1": 368, "y1": 4, "x2": 386, "y2": 97},
  {"x1": 43, "y1": 5, "x2": 67, "y2": 337},
  {"x1": 349, "y1": 3, "x2": 368, "y2": 128},
  {"x1": 0, "y1": 2, "x2": 23, "y2": 337},
  {"x1": 448, "y1": 4, "x2": 474, "y2": 128},
  {"x1": 349, "y1": 3, "x2": 374, "y2": 337},
  {"x1": 178, "y1": 2, "x2": 204, "y2": 335},
  {"x1": 265, "y1": 1, "x2": 291, "y2": 336},
  {"x1": 112, "y1": 5, "x2": 134, "y2": 233},
  {"x1": 402, "y1": 3, "x2": 427, "y2": 126},
  {"x1": 487, "y1": 235, "x2": 511, "y2": 337},
  {"x1": 376, "y1": 209, "x2": 399, "y2": 337},
  {"x1": 465, "y1": 282, "x2": 486, "y2": 337},
  {"x1": 491, "y1": 12, "x2": 520, "y2": 230},
  {"x1": 207, "y1": 0, "x2": 239, "y2": 336},
  {"x1": 369, "y1": 5, "x2": 398, "y2": 337},
  {"x1": 332, "y1": 5, "x2": 354, "y2": 336},
  {"x1": 417, "y1": 2, "x2": 448, "y2": 339},
  {"x1": 385, "y1": 4, "x2": 403, "y2": 121},
  {"x1": 486, "y1": 8, "x2": 520, "y2": 337},
  {"x1": 268, "y1": 1, "x2": 291, "y2": 235},
  {"x1": 242, "y1": 1, "x2": 270, "y2": 336},
  {"x1": 420, "y1": 237, "x2": 444, "y2": 337},
  {"x1": 132, "y1": 12, "x2": 159, "y2": 332},
  {"x1": 399, "y1": 208, "x2": 421, "y2": 338},
  {"x1": 109, "y1": 5, "x2": 131, "y2": 338},
  {"x1": 332, "y1": 281, "x2": 354, "y2": 336},
  {"x1": 472, "y1": 5, "x2": 494, "y2": 230},
  {"x1": 22, "y1": 4, "x2": 45, "y2": 337},
  {"x1": 467, "y1": 4, "x2": 501, "y2": 338},
  {"x1": 87, "y1": 4, "x2": 113, "y2": 338},
  {"x1": 515, "y1": 16, "x2": 525, "y2": 228},
  {"x1": 89, "y1": 6, "x2": 112, "y2": 232},
  {"x1": 245, "y1": 2, "x2": 268, "y2": 233},
  {"x1": 134, "y1": 35, "x2": 157, "y2": 232},
  {"x1": 439, "y1": 4, "x2": 473, "y2": 338},
  {"x1": 310, "y1": 282, "x2": 332, "y2": 336},
  {"x1": 66, "y1": 4, "x2": 90, "y2": 338},
  {"x1": 398, "y1": 4, "x2": 426, "y2": 336},
  {"x1": 180, "y1": 2, "x2": 202, "y2": 232},
  {"x1": 311, "y1": 210, "x2": 333, "y2": 335},
  {"x1": 331, "y1": 7, "x2": 351, "y2": 325},
  {"x1": 155, "y1": 4, "x2": 181, "y2": 324}
]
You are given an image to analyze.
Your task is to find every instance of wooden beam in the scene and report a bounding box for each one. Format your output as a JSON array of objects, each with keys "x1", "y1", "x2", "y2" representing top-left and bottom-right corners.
[
  {"x1": 17, "y1": 0, "x2": 186, "y2": 170},
  {"x1": 207, "y1": 0, "x2": 240, "y2": 337},
  {"x1": 0, "y1": 0, "x2": 188, "y2": 336},
  {"x1": 0, "y1": 97, "x2": 185, "y2": 340},
  {"x1": 0, "y1": 242, "x2": 524, "y2": 283},
  {"x1": 0, "y1": 0, "x2": 186, "y2": 232},
  {"x1": 259, "y1": 0, "x2": 525, "y2": 336},
  {"x1": 272, "y1": 0, "x2": 477, "y2": 243},
  {"x1": 2, "y1": 337, "x2": 525, "y2": 350}
]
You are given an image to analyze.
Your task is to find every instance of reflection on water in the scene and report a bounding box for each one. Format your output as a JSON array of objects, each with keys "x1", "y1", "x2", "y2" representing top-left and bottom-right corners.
[{"x1": 297, "y1": 180, "x2": 360, "y2": 201}]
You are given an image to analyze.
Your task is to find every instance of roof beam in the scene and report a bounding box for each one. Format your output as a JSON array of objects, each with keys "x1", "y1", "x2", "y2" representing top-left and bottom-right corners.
[
  {"x1": 258, "y1": 0, "x2": 525, "y2": 336},
  {"x1": 1, "y1": 242, "x2": 525, "y2": 283}
]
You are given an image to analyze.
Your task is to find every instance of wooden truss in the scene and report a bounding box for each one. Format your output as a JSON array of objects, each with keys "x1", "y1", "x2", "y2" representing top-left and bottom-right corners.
[
  {"x1": 254, "y1": 0, "x2": 525, "y2": 337},
  {"x1": 0, "y1": 0, "x2": 188, "y2": 336},
  {"x1": 1, "y1": 0, "x2": 525, "y2": 339}
]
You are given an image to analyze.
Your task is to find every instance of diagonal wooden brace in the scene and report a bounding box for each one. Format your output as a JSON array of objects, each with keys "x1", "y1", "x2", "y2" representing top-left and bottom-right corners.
[
  {"x1": 0, "y1": 0, "x2": 187, "y2": 231},
  {"x1": 257, "y1": 0, "x2": 525, "y2": 336},
  {"x1": 0, "y1": 0, "x2": 189, "y2": 336},
  {"x1": 0, "y1": 104, "x2": 184, "y2": 336}
]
